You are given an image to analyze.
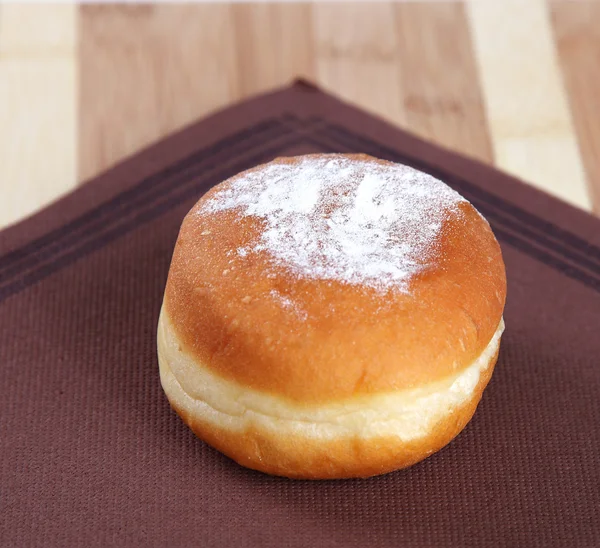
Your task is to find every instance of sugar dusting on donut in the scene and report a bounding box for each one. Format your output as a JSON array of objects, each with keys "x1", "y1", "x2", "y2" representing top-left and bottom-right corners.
[{"x1": 201, "y1": 155, "x2": 467, "y2": 293}]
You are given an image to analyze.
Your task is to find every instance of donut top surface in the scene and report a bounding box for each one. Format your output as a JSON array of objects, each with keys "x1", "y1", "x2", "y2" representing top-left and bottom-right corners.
[
  {"x1": 164, "y1": 154, "x2": 506, "y2": 403},
  {"x1": 199, "y1": 154, "x2": 467, "y2": 293}
]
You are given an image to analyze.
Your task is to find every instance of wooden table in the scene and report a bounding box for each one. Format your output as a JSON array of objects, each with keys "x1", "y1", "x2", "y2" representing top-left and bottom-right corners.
[{"x1": 1, "y1": 2, "x2": 599, "y2": 230}]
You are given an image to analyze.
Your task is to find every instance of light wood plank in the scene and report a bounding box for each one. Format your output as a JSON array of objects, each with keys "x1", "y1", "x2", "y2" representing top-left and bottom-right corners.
[
  {"x1": 395, "y1": 2, "x2": 493, "y2": 164},
  {"x1": 231, "y1": 3, "x2": 314, "y2": 97},
  {"x1": 312, "y1": 2, "x2": 406, "y2": 127},
  {"x1": 79, "y1": 4, "x2": 239, "y2": 182},
  {"x1": 0, "y1": 4, "x2": 77, "y2": 229},
  {"x1": 551, "y1": 3, "x2": 600, "y2": 215},
  {"x1": 467, "y1": 0, "x2": 591, "y2": 211}
]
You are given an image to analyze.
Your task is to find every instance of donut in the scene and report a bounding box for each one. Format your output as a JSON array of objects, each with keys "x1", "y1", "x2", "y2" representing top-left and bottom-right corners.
[{"x1": 157, "y1": 153, "x2": 506, "y2": 479}]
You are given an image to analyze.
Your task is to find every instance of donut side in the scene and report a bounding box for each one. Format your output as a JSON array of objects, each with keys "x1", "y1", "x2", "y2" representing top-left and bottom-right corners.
[{"x1": 158, "y1": 308, "x2": 503, "y2": 479}]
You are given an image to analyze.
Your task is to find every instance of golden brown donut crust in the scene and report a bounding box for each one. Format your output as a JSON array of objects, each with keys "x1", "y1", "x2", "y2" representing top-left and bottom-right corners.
[{"x1": 163, "y1": 154, "x2": 506, "y2": 404}]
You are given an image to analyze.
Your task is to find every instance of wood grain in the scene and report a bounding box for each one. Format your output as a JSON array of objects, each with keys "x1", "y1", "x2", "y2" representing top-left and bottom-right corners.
[
  {"x1": 467, "y1": 0, "x2": 590, "y2": 210},
  {"x1": 551, "y1": 2, "x2": 600, "y2": 215},
  {"x1": 312, "y1": 2, "x2": 406, "y2": 127},
  {"x1": 395, "y1": 3, "x2": 493, "y2": 164},
  {"x1": 231, "y1": 3, "x2": 314, "y2": 97},
  {"x1": 79, "y1": 4, "x2": 239, "y2": 181},
  {"x1": 0, "y1": 4, "x2": 76, "y2": 228}
]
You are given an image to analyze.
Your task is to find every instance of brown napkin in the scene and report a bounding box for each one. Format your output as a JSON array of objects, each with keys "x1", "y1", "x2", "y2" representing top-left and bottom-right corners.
[{"x1": 1, "y1": 80, "x2": 599, "y2": 548}]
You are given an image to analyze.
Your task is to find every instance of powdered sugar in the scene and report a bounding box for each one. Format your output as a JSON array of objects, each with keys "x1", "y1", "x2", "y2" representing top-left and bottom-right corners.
[
  {"x1": 201, "y1": 155, "x2": 467, "y2": 293},
  {"x1": 270, "y1": 290, "x2": 308, "y2": 320}
]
